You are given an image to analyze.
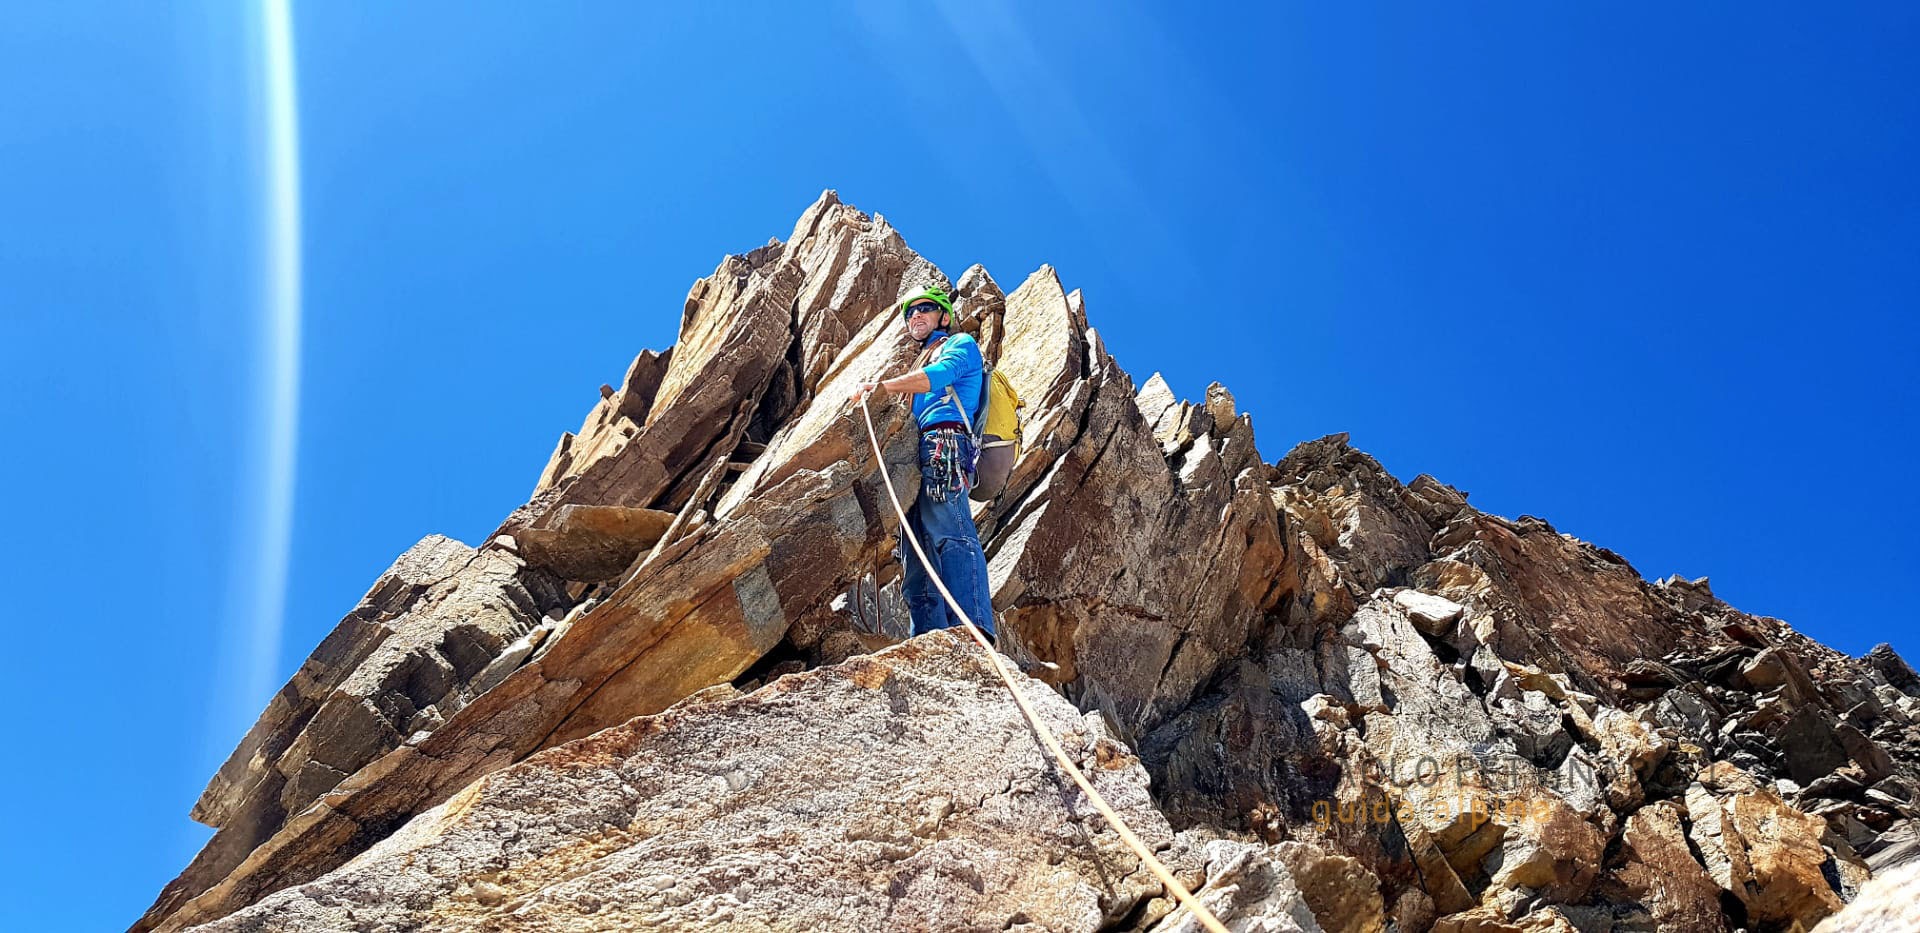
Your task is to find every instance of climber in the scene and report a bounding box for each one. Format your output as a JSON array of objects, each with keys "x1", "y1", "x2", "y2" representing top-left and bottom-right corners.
[{"x1": 851, "y1": 286, "x2": 997, "y2": 641}]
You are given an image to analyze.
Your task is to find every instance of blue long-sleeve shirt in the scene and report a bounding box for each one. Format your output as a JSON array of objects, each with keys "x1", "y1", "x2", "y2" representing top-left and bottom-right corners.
[{"x1": 911, "y1": 329, "x2": 983, "y2": 430}]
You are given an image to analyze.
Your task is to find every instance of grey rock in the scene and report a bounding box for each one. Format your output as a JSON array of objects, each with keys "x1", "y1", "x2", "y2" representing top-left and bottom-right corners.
[
  {"x1": 1392, "y1": 589, "x2": 1465, "y2": 636},
  {"x1": 1866, "y1": 643, "x2": 1920, "y2": 695},
  {"x1": 1837, "y1": 722, "x2": 1896, "y2": 784},
  {"x1": 1773, "y1": 706, "x2": 1854, "y2": 785},
  {"x1": 1685, "y1": 782, "x2": 1753, "y2": 900},
  {"x1": 1860, "y1": 818, "x2": 1920, "y2": 874},
  {"x1": 464, "y1": 623, "x2": 552, "y2": 698},
  {"x1": 1149, "y1": 839, "x2": 1384, "y2": 933},
  {"x1": 1812, "y1": 858, "x2": 1920, "y2": 932},
  {"x1": 1657, "y1": 573, "x2": 1716, "y2": 611},
  {"x1": 1648, "y1": 683, "x2": 1724, "y2": 747}
]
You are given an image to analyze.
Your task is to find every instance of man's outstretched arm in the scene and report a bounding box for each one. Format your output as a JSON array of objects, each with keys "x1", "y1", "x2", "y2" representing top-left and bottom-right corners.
[{"x1": 853, "y1": 369, "x2": 931, "y2": 403}]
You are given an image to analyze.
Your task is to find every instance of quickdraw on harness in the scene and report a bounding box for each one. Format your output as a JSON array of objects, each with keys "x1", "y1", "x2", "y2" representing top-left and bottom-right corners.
[{"x1": 922, "y1": 428, "x2": 975, "y2": 503}]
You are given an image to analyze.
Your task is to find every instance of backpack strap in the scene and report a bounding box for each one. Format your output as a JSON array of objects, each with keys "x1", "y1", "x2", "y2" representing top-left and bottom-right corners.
[
  {"x1": 943, "y1": 385, "x2": 975, "y2": 437},
  {"x1": 913, "y1": 335, "x2": 948, "y2": 369}
]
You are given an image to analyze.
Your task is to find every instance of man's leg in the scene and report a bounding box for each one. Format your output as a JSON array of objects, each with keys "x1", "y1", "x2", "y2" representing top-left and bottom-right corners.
[
  {"x1": 900, "y1": 498, "x2": 945, "y2": 636},
  {"x1": 919, "y1": 491, "x2": 997, "y2": 641}
]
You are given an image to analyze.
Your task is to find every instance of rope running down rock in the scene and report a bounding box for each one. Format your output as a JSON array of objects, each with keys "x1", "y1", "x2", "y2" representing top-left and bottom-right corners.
[{"x1": 858, "y1": 397, "x2": 1230, "y2": 933}]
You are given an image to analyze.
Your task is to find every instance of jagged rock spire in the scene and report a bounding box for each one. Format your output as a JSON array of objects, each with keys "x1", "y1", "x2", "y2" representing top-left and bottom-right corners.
[{"x1": 140, "y1": 195, "x2": 1920, "y2": 933}]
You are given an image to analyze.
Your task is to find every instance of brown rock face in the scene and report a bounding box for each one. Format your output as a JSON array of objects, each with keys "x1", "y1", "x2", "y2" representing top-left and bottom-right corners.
[
  {"x1": 140, "y1": 192, "x2": 1920, "y2": 932},
  {"x1": 514, "y1": 504, "x2": 673, "y2": 582},
  {"x1": 1603, "y1": 800, "x2": 1729, "y2": 932},
  {"x1": 188, "y1": 633, "x2": 1183, "y2": 933}
]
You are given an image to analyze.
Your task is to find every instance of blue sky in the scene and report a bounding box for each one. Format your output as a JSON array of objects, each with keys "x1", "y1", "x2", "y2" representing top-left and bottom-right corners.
[{"x1": 2, "y1": 3, "x2": 1915, "y2": 928}]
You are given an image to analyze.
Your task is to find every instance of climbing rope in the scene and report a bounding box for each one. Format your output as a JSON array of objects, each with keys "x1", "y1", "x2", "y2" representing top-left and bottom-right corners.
[{"x1": 858, "y1": 398, "x2": 1231, "y2": 933}]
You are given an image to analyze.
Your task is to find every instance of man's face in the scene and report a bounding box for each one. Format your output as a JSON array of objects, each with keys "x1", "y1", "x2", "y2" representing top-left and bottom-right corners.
[{"x1": 905, "y1": 302, "x2": 944, "y2": 341}]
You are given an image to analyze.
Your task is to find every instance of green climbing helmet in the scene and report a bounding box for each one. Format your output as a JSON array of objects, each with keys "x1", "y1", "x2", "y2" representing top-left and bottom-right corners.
[{"x1": 899, "y1": 286, "x2": 955, "y2": 323}]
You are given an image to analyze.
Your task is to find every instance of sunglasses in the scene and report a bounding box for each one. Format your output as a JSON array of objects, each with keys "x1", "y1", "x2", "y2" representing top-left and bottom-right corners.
[{"x1": 903, "y1": 303, "x2": 945, "y2": 319}]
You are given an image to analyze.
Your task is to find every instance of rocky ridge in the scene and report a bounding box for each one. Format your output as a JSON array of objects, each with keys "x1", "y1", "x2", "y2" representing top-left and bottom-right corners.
[{"x1": 139, "y1": 192, "x2": 1920, "y2": 932}]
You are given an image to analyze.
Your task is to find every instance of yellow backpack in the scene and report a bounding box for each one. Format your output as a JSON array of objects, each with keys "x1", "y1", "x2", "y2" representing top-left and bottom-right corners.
[{"x1": 945, "y1": 363, "x2": 1025, "y2": 502}]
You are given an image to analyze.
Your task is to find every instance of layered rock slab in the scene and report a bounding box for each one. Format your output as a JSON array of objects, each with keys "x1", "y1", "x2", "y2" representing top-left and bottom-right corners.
[
  {"x1": 153, "y1": 536, "x2": 568, "y2": 929},
  {"x1": 973, "y1": 265, "x2": 1286, "y2": 742},
  {"x1": 515, "y1": 504, "x2": 673, "y2": 582},
  {"x1": 195, "y1": 631, "x2": 1172, "y2": 932}
]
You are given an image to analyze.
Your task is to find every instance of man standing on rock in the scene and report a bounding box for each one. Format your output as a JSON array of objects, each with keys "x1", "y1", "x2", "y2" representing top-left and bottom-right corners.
[{"x1": 852, "y1": 286, "x2": 997, "y2": 642}]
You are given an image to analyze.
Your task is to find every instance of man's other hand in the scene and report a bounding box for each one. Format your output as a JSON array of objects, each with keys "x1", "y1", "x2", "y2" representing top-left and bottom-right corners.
[{"x1": 852, "y1": 381, "x2": 884, "y2": 405}]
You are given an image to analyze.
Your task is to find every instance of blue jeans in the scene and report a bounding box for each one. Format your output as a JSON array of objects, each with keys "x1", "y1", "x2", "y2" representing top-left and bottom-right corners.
[{"x1": 901, "y1": 431, "x2": 996, "y2": 640}]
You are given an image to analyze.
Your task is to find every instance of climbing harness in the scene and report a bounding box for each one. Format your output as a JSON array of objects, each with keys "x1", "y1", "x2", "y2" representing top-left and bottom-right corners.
[{"x1": 857, "y1": 396, "x2": 1230, "y2": 933}]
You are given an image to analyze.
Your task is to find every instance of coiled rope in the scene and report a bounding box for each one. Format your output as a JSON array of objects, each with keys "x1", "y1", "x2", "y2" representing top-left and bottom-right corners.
[{"x1": 858, "y1": 398, "x2": 1230, "y2": 933}]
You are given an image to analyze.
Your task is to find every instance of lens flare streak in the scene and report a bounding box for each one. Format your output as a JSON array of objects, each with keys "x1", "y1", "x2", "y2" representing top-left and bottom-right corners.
[{"x1": 248, "y1": 0, "x2": 302, "y2": 704}]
